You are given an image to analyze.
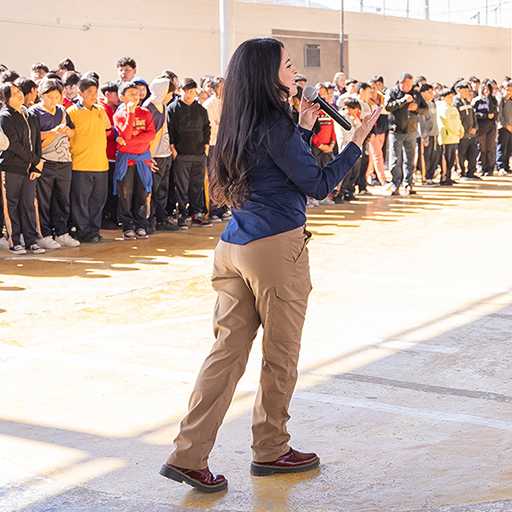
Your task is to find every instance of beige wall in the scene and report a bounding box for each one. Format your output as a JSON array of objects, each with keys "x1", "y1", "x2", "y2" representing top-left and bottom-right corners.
[{"x1": 0, "y1": 1, "x2": 510, "y2": 88}]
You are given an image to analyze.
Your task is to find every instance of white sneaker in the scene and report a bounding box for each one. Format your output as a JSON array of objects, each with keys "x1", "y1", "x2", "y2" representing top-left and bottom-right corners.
[
  {"x1": 28, "y1": 244, "x2": 45, "y2": 254},
  {"x1": 498, "y1": 168, "x2": 508, "y2": 176},
  {"x1": 209, "y1": 215, "x2": 223, "y2": 223},
  {"x1": 55, "y1": 233, "x2": 80, "y2": 247},
  {"x1": 319, "y1": 198, "x2": 335, "y2": 205},
  {"x1": 9, "y1": 244, "x2": 26, "y2": 254},
  {"x1": 38, "y1": 236, "x2": 61, "y2": 250},
  {"x1": 0, "y1": 237, "x2": 9, "y2": 249}
]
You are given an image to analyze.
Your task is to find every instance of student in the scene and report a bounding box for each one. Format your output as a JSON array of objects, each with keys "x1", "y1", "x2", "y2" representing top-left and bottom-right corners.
[
  {"x1": 14, "y1": 77, "x2": 38, "y2": 108},
  {"x1": 132, "y1": 76, "x2": 150, "y2": 105},
  {"x1": 30, "y1": 62, "x2": 49, "y2": 83},
  {"x1": 117, "y1": 56, "x2": 137, "y2": 84},
  {"x1": 0, "y1": 125, "x2": 9, "y2": 249},
  {"x1": 62, "y1": 72, "x2": 80, "y2": 109},
  {"x1": 143, "y1": 76, "x2": 178, "y2": 232},
  {"x1": 67, "y1": 78, "x2": 111, "y2": 243},
  {"x1": 311, "y1": 82, "x2": 336, "y2": 168},
  {"x1": 496, "y1": 81, "x2": 512, "y2": 176},
  {"x1": 473, "y1": 80, "x2": 498, "y2": 176},
  {"x1": 355, "y1": 82, "x2": 374, "y2": 195},
  {"x1": 98, "y1": 81, "x2": 121, "y2": 229},
  {"x1": 453, "y1": 82, "x2": 479, "y2": 180},
  {"x1": 113, "y1": 82, "x2": 156, "y2": 240},
  {"x1": 30, "y1": 78, "x2": 79, "y2": 249},
  {"x1": 436, "y1": 88, "x2": 464, "y2": 186},
  {"x1": 57, "y1": 58, "x2": 76, "y2": 79},
  {"x1": 418, "y1": 83, "x2": 440, "y2": 185},
  {"x1": 334, "y1": 98, "x2": 362, "y2": 202},
  {"x1": 167, "y1": 77, "x2": 211, "y2": 228},
  {"x1": 0, "y1": 82, "x2": 45, "y2": 254},
  {"x1": 203, "y1": 76, "x2": 229, "y2": 222}
]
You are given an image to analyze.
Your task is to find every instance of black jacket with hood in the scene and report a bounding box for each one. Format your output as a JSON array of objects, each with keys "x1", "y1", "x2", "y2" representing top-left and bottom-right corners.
[{"x1": 0, "y1": 104, "x2": 42, "y2": 175}]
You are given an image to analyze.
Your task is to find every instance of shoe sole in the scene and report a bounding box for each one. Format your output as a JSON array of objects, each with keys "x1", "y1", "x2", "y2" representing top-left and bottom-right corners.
[
  {"x1": 159, "y1": 464, "x2": 227, "y2": 493},
  {"x1": 250, "y1": 456, "x2": 320, "y2": 476}
]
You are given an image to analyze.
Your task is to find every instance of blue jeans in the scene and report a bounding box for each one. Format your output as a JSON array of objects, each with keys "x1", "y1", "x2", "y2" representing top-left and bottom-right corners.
[{"x1": 389, "y1": 131, "x2": 416, "y2": 188}]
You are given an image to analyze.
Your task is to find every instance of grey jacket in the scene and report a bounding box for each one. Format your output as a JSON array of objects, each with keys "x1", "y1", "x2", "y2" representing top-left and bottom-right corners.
[
  {"x1": 418, "y1": 101, "x2": 438, "y2": 139},
  {"x1": 497, "y1": 94, "x2": 512, "y2": 130}
]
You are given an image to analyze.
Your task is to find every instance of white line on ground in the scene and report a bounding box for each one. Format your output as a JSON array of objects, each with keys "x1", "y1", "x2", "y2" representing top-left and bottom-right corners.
[{"x1": 2, "y1": 345, "x2": 511, "y2": 433}]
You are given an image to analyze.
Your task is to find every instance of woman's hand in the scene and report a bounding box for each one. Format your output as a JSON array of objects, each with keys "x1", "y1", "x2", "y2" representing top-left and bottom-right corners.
[
  {"x1": 351, "y1": 106, "x2": 383, "y2": 149},
  {"x1": 299, "y1": 97, "x2": 321, "y2": 131}
]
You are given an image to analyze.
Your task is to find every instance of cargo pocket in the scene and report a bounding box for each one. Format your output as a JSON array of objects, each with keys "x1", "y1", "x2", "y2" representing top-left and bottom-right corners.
[{"x1": 265, "y1": 279, "x2": 313, "y2": 358}]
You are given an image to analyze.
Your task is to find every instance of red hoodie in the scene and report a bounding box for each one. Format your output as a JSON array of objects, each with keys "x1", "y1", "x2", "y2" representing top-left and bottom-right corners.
[
  {"x1": 311, "y1": 111, "x2": 336, "y2": 147},
  {"x1": 113, "y1": 106, "x2": 156, "y2": 165},
  {"x1": 98, "y1": 98, "x2": 117, "y2": 162}
]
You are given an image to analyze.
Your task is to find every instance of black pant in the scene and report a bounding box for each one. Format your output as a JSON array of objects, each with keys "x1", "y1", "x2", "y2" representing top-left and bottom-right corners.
[
  {"x1": 458, "y1": 138, "x2": 478, "y2": 177},
  {"x1": 441, "y1": 144, "x2": 457, "y2": 182},
  {"x1": 117, "y1": 165, "x2": 148, "y2": 232},
  {"x1": 174, "y1": 154, "x2": 207, "y2": 217},
  {"x1": 1, "y1": 171, "x2": 39, "y2": 247},
  {"x1": 166, "y1": 160, "x2": 178, "y2": 217},
  {"x1": 477, "y1": 122, "x2": 497, "y2": 175},
  {"x1": 340, "y1": 159, "x2": 361, "y2": 195},
  {"x1": 422, "y1": 136, "x2": 442, "y2": 180},
  {"x1": 36, "y1": 160, "x2": 72, "y2": 238},
  {"x1": 102, "y1": 161, "x2": 118, "y2": 223},
  {"x1": 70, "y1": 170, "x2": 108, "y2": 238},
  {"x1": 311, "y1": 145, "x2": 334, "y2": 168},
  {"x1": 149, "y1": 155, "x2": 172, "y2": 225},
  {"x1": 496, "y1": 128, "x2": 512, "y2": 172}
]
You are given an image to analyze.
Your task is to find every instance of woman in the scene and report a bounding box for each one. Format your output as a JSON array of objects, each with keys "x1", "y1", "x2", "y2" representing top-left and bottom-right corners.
[
  {"x1": 30, "y1": 78, "x2": 79, "y2": 249},
  {"x1": 159, "y1": 38, "x2": 380, "y2": 493},
  {"x1": 473, "y1": 80, "x2": 498, "y2": 176},
  {"x1": 0, "y1": 82, "x2": 45, "y2": 254}
]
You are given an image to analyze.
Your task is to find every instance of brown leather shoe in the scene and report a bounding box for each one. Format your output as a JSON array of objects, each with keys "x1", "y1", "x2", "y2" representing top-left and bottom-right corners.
[
  {"x1": 160, "y1": 463, "x2": 227, "y2": 493},
  {"x1": 250, "y1": 448, "x2": 320, "y2": 476}
]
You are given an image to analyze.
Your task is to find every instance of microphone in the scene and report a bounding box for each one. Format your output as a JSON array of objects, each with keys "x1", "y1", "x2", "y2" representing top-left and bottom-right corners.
[{"x1": 303, "y1": 85, "x2": 352, "y2": 131}]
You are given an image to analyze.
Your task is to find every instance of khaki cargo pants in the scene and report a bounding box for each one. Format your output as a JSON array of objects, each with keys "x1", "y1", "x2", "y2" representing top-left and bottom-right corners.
[{"x1": 167, "y1": 226, "x2": 312, "y2": 469}]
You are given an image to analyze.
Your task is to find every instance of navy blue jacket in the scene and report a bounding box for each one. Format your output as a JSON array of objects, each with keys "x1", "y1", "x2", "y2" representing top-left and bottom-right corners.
[{"x1": 221, "y1": 115, "x2": 361, "y2": 245}]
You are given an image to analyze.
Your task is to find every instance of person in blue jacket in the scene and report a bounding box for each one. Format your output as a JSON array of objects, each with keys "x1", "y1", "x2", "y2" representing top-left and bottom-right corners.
[{"x1": 159, "y1": 37, "x2": 380, "y2": 493}]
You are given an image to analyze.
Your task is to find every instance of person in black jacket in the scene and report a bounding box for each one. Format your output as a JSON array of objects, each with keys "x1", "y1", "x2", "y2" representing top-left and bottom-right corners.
[
  {"x1": 0, "y1": 82, "x2": 45, "y2": 254},
  {"x1": 453, "y1": 82, "x2": 480, "y2": 180},
  {"x1": 167, "y1": 78, "x2": 211, "y2": 228},
  {"x1": 473, "y1": 80, "x2": 498, "y2": 176},
  {"x1": 385, "y1": 72, "x2": 428, "y2": 195}
]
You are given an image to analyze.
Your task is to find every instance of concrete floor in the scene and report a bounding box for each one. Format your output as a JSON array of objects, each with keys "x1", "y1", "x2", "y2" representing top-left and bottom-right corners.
[{"x1": 2, "y1": 178, "x2": 512, "y2": 512}]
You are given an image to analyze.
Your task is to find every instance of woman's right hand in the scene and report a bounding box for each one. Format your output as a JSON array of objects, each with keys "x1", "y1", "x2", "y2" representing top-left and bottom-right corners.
[{"x1": 351, "y1": 107, "x2": 382, "y2": 149}]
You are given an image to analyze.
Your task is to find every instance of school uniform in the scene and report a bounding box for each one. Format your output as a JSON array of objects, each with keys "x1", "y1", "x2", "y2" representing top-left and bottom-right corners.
[
  {"x1": 496, "y1": 94, "x2": 512, "y2": 173},
  {"x1": 167, "y1": 98, "x2": 210, "y2": 218},
  {"x1": 67, "y1": 101, "x2": 110, "y2": 241},
  {"x1": 143, "y1": 79, "x2": 173, "y2": 229},
  {"x1": 113, "y1": 106, "x2": 155, "y2": 232},
  {"x1": 453, "y1": 96, "x2": 478, "y2": 178},
  {"x1": 0, "y1": 105, "x2": 42, "y2": 248},
  {"x1": 30, "y1": 104, "x2": 74, "y2": 238}
]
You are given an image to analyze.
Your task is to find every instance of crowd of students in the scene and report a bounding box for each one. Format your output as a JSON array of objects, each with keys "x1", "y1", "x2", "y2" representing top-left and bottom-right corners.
[
  {"x1": 292, "y1": 71, "x2": 512, "y2": 204},
  {"x1": 0, "y1": 57, "x2": 227, "y2": 254},
  {"x1": 0, "y1": 57, "x2": 509, "y2": 255}
]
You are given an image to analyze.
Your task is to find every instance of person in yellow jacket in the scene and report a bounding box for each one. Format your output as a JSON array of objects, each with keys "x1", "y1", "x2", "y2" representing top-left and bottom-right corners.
[{"x1": 436, "y1": 88, "x2": 464, "y2": 186}]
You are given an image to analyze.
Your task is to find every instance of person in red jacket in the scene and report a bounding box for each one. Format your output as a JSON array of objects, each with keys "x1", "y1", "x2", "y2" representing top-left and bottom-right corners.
[
  {"x1": 311, "y1": 82, "x2": 337, "y2": 168},
  {"x1": 113, "y1": 82, "x2": 156, "y2": 240}
]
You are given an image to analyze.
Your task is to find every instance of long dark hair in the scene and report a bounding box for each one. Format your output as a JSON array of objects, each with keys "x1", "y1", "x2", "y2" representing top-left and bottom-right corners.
[{"x1": 210, "y1": 38, "x2": 294, "y2": 208}]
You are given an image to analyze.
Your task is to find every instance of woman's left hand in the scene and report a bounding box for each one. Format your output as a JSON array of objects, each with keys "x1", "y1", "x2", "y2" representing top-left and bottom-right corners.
[
  {"x1": 351, "y1": 107, "x2": 383, "y2": 149},
  {"x1": 299, "y1": 97, "x2": 321, "y2": 131}
]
